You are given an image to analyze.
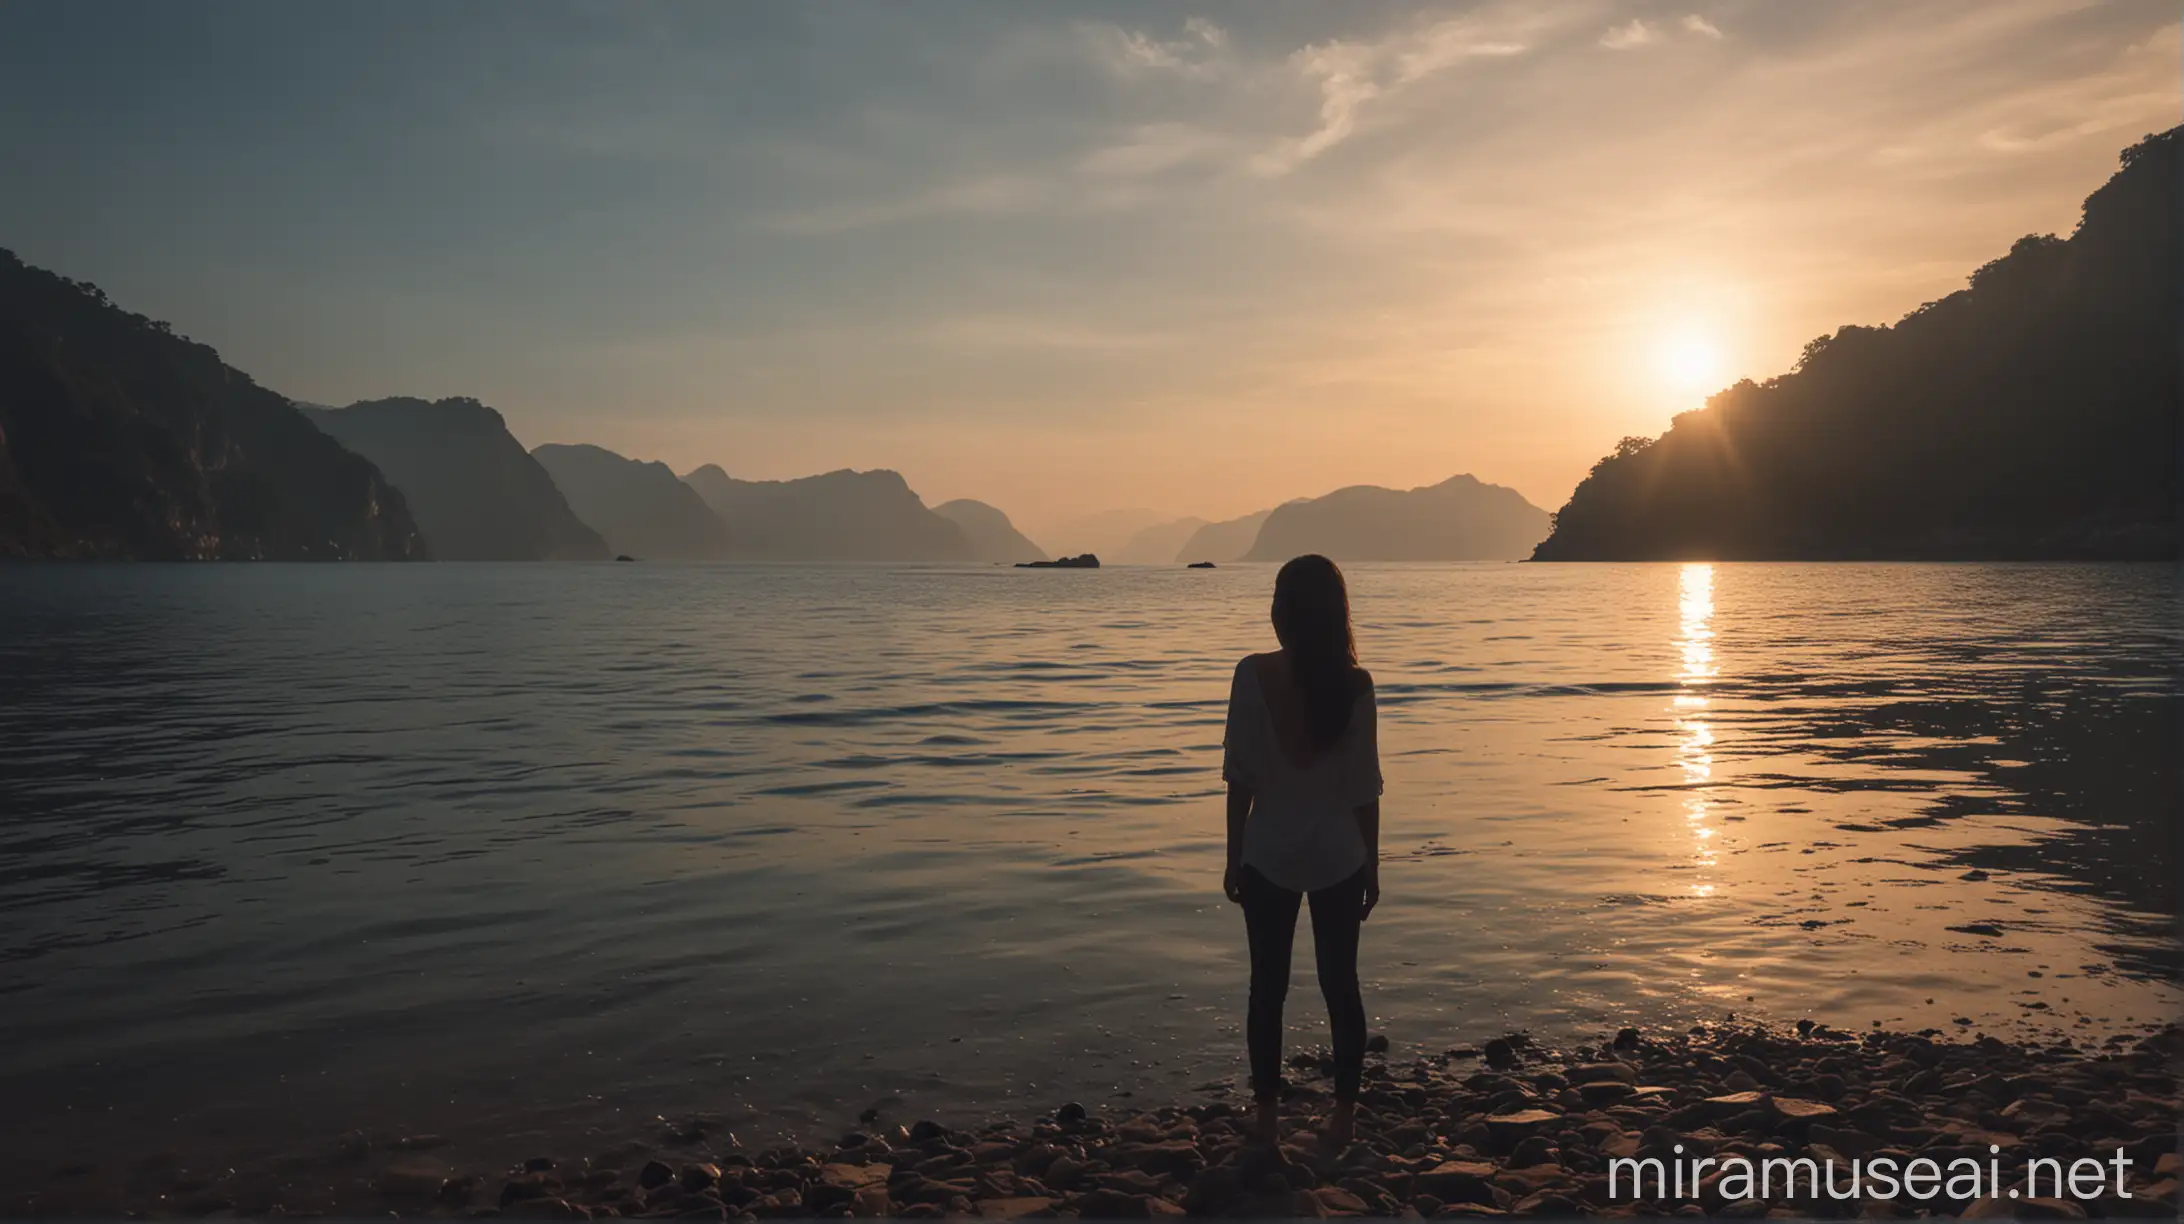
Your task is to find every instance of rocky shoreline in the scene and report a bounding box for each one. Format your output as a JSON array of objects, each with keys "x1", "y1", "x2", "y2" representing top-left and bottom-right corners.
[{"x1": 11, "y1": 1023, "x2": 2177, "y2": 1219}]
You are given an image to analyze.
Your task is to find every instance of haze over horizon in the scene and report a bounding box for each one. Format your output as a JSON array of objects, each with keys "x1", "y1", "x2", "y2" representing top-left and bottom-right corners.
[{"x1": 0, "y1": 0, "x2": 2174, "y2": 532}]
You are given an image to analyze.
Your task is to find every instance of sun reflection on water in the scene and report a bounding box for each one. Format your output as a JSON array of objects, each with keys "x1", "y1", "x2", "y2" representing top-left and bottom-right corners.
[{"x1": 1675, "y1": 564, "x2": 1717, "y2": 896}]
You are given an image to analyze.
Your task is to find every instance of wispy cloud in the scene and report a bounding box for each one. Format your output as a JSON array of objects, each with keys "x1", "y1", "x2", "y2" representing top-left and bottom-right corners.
[
  {"x1": 1081, "y1": 16, "x2": 1229, "y2": 78},
  {"x1": 1252, "y1": 9, "x2": 1543, "y2": 176},
  {"x1": 1600, "y1": 19, "x2": 1658, "y2": 50},
  {"x1": 1683, "y1": 14, "x2": 1724, "y2": 40}
]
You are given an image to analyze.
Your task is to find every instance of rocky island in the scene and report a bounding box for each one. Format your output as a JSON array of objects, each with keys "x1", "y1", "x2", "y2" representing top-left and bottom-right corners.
[{"x1": 1017, "y1": 553, "x2": 1101, "y2": 569}]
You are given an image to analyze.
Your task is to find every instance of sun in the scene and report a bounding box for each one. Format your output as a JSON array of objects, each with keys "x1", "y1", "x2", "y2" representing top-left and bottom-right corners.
[{"x1": 1655, "y1": 327, "x2": 1723, "y2": 395}]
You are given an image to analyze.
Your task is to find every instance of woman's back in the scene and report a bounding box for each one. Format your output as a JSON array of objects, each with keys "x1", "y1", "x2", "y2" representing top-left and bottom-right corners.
[{"x1": 1222, "y1": 650, "x2": 1380, "y2": 893}]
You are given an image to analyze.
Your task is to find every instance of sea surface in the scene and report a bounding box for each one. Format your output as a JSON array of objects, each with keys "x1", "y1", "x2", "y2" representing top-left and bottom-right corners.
[{"x1": 1, "y1": 562, "x2": 2177, "y2": 1186}]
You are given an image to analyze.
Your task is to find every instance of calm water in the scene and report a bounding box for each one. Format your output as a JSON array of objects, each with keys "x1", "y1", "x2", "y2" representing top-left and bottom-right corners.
[{"x1": 1, "y1": 562, "x2": 2178, "y2": 1184}]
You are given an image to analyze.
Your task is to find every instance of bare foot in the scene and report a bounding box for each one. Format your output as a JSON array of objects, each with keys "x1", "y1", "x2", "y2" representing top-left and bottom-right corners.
[
  {"x1": 1251, "y1": 1098, "x2": 1280, "y2": 1144},
  {"x1": 1321, "y1": 1099, "x2": 1356, "y2": 1148}
]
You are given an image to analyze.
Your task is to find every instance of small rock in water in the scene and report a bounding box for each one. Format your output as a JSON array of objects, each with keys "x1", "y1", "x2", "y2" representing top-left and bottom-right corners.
[
  {"x1": 1055, "y1": 1102, "x2": 1088, "y2": 1124},
  {"x1": 637, "y1": 1161, "x2": 675, "y2": 1190},
  {"x1": 1365, "y1": 1033, "x2": 1391, "y2": 1054},
  {"x1": 1482, "y1": 1038, "x2": 1518, "y2": 1069},
  {"x1": 377, "y1": 1156, "x2": 451, "y2": 1199}
]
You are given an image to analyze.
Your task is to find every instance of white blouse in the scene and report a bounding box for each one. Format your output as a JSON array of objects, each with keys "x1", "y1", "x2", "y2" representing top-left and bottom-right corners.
[{"x1": 1220, "y1": 655, "x2": 1382, "y2": 893}]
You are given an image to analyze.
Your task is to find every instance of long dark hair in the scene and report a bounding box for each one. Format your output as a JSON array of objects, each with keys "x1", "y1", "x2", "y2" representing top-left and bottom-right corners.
[{"x1": 1271, "y1": 554, "x2": 1361, "y2": 750}]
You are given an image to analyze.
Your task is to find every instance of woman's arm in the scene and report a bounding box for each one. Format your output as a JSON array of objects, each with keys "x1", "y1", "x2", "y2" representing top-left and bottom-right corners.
[
  {"x1": 1350, "y1": 670, "x2": 1382, "y2": 919},
  {"x1": 1355, "y1": 799, "x2": 1381, "y2": 919},
  {"x1": 1224, "y1": 782, "x2": 1252, "y2": 902},
  {"x1": 1220, "y1": 657, "x2": 1255, "y2": 904}
]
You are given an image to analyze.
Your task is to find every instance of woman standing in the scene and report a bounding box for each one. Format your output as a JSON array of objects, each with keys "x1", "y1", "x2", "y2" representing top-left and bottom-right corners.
[{"x1": 1221, "y1": 554, "x2": 1382, "y2": 1145}]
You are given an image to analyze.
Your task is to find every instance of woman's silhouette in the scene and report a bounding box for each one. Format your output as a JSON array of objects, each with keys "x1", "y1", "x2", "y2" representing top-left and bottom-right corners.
[{"x1": 1221, "y1": 554, "x2": 1381, "y2": 1146}]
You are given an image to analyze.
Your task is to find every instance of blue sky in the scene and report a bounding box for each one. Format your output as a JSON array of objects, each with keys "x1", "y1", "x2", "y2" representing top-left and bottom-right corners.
[{"x1": 1, "y1": 1, "x2": 2174, "y2": 535}]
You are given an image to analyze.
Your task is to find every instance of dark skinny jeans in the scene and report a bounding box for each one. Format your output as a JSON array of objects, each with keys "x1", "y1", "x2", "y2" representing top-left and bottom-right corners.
[{"x1": 1238, "y1": 862, "x2": 1368, "y2": 1103}]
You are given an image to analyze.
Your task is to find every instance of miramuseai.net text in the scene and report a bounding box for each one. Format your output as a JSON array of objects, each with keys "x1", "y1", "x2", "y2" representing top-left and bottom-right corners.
[{"x1": 1610, "y1": 1144, "x2": 2140, "y2": 1204}]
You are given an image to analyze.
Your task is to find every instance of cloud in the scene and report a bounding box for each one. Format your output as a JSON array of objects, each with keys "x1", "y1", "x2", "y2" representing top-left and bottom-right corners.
[
  {"x1": 1082, "y1": 16, "x2": 1228, "y2": 77},
  {"x1": 1682, "y1": 14, "x2": 1724, "y2": 39},
  {"x1": 1252, "y1": 9, "x2": 1541, "y2": 176},
  {"x1": 1253, "y1": 40, "x2": 1381, "y2": 174},
  {"x1": 1600, "y1": 19, "x2": 1658, "y2": 50}
]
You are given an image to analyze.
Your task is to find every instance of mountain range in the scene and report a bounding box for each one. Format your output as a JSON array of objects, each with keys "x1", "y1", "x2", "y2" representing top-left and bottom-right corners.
[
  {"x1": 684, "y1": 465, "x2": 974, "y2": 561},
  {"x1": 532, "y1": 444, "x2": 733, "y2": 560},
  {"x1": 933, "y1": 499, "x2": 1047, "y2": 563},
  {"x1": 1113, "y1": 516, "x2": 1210, "y2": 565},
  {"x1": 1243, "y1": 475, "x2": 1549, "y2": 561},
  {"x1": 1173, "y1": 509, "x2": 1277, "y2": 564},
  {"x1": 303, "y1": 398, "x2": 609, "y2": 561},
  {"x1": 0, "y1": 248, "x2": 423, "y2": 560},
  {"x1": 10, "y1": 128, "x2": 2168, "y2": 565}
]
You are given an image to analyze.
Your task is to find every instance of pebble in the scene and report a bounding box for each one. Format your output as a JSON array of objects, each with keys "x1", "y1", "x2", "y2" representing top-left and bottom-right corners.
[{"x1": 26, "y1": 1021, "x2": 2177, "y2": 1219}]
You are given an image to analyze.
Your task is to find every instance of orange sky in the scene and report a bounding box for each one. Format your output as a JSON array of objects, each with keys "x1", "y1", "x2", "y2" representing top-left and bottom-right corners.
[{"x1": 3, "y1": 1, "x2": 2176, "y2": 540}]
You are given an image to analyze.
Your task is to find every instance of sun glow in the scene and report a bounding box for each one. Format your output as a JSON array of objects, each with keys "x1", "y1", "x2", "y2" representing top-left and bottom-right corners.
[{"x1": 1655, "y1": 326, "x2": 1724, "y2": 395}]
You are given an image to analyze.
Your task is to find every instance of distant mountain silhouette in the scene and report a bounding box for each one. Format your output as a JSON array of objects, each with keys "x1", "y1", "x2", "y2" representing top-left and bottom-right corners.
[
  {"x1": 1533, "y1": 127, "x2": 2180, "y2": 561},
  {"x1": 532, "y1": 443, "x2": 732, "y2": 559},
  {"x1": 0, "y1": 248, "x2": 424, "y2": 560},
  {"x1": 683, "y1": 465, "x2": 974, "y2": 561},
  {"x1": 1242, "y1": 475, "x2": 1550, "y2": 561},
  {"x1": 1028, "y1": 507, "x2": 1170, "y2": 562},
  {"x1": 303, "y1": 397, "x2": 609, "y2": 561},
  {"x1": 933, "y1": 499, "x2": 1046, "y2": 563},
  {"x1": 1114, "y1": 516, "x2": 1208, "y2": 564},
  {"x1": 1174, "y1": 508, "x2": 1277, "y2": 563}
]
